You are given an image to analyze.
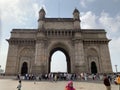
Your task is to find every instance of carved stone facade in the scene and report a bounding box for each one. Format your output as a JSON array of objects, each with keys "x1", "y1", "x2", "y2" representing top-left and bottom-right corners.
[{"x1": 5, "y1": 8, "x2": 112, "y2": 75}]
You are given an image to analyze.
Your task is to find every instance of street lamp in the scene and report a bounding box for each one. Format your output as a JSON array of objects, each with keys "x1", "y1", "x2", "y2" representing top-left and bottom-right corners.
[{"x1": 115, "y1": 65, "x2": 118, "y2": 73}]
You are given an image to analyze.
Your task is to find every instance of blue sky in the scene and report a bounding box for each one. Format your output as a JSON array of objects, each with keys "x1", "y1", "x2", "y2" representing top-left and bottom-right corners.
[{"x1": 0, "y1": 0, "x2": 120, "y2": 72}]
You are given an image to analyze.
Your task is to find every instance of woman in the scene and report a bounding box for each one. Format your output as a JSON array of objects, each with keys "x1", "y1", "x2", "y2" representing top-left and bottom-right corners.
[{"x1": 65, "y1": 81, "x2": 76, "y2": 90}]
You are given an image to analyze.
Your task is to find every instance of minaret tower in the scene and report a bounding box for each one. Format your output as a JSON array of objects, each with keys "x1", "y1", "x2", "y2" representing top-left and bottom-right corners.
[
  {"x1": 73, "y1": 8, "x2": 81, "y2": 29},
  {"x1": 38, "y1": 8, "x2": 46, "y2": 29}
]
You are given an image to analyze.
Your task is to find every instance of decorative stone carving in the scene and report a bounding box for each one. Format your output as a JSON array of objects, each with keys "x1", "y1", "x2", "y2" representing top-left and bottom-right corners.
[{"x1": 5, "y1": 8, "x2": 112, "y2": 75}]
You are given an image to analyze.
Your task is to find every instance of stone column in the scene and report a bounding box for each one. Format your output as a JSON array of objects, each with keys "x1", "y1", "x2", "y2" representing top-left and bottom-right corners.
[
  {"x1": 74, "y1": 21, "x2": 80, "y2": 29},
  {"x1": 5, "y1": 44, "x2": 18, "y2": 75},
  {"x1": 35, "y1": 39, "x2": 44, "y2": 73},
  {"x1": 74, "y1": 39, "x2": 85, "y2": 73},
  {"x1": 34, "y1": 37, "x2": 48, "y2": 74},
  {"x1": 100, "y1": 43, "x2": 112, "y2": 73}
]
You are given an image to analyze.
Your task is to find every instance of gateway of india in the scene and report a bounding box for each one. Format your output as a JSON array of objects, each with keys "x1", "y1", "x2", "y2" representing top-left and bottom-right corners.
[{"x1": 5, "y1": 8, "x2": 112, "y2": 75}]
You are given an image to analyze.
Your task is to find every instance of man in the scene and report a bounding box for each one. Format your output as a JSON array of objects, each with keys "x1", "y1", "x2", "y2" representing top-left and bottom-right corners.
[{"x1": 103, "y1": 74, "x2": 111, "y2": 90}]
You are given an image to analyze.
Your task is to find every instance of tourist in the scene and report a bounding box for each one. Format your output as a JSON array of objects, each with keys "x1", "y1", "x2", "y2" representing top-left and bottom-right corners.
[
  {"x1": 17, "y1": 80, "x2": 22, "y2": 90},
  {"x1": 103, "y1": 74, "x2": 111, "y2": 90},
  {"x1": 65, "y1": 81, "x2": 76, "y2": 90},
  {"x1": 17, "y1": 74, "x2": 20, "y2": 80},
  {"x1": 54, "y1": 74, "x2": 57, "y2": 82},
  {"x1": 115, "y1": 74, "x2": 120, "y2": 85}
]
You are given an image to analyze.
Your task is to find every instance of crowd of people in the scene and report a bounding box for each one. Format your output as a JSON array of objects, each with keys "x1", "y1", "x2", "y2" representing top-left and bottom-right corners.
[
  {"x1": 17, "y1": 72, "x2": 119, "y2": 83},
  {"x1": 16, "y1": 72, "x2": 120, "y2": 90},
  {"x1": 17, "y1": 73, "x2": 77, "y2": 81}
]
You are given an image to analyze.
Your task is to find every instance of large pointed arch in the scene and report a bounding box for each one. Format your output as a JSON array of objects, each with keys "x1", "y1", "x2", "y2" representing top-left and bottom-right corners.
[
  {"x1": 48, "y1": 47, "x2": 71, "y2": 73},
  {"x1": 50, "y1": 50, "x2": 67, "y2": 72}
]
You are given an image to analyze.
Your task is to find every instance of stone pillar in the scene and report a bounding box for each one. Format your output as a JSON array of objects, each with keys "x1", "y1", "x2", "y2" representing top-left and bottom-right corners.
[
  {"x1": 34, "y1": 37, "x2": 48, "y2": 74},
  {"x1": 100, "y1": 43, "x2": 112, "y2": 73},
  {"x1": 74, "y1": 39, "x2": 85, "y2": 73},
  {"x1": 74, "y1": 21, "x2": 80, "y2": 29},
  {"x1": 5, "y1": 44, "x2": 18, "y2": 75},
  {"x1": 35, "y1": 40, "x2": 44, "y2": 73},
  {"x1": 38, "y1": 20, "x2": 45, "y2": 29}
]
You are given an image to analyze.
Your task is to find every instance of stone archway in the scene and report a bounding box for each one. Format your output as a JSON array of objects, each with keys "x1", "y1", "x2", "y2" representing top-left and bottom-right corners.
[
  {"x1": 48, "y1": 47, "x2": 71, "y2": 73},
  {"x1": 50, "y1": 51, "x2": 67, "y2": 72},
  {"x1": 91, "y1": 61, "x2": 97, "y2": 74},
  {"x1": 21, "y1": 62, "x2": 28, "y2": 75}
]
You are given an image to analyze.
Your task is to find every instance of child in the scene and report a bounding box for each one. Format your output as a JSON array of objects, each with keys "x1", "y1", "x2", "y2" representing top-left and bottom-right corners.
[
  {"x1": 17, "y1": 80, "x2": 22, "y2": 90},
  {"x1": 65, "y1": 81, "x2": 76, "y2": 90}
]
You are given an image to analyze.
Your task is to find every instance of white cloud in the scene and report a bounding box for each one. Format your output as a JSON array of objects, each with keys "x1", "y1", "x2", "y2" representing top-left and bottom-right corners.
[
  {"x1": 80, "y1": 0, "x2": 95, "y2": 7},
  {"x1": 81, "y1": 11, "x2": 100, "y2": 29},
  {"x1": 80, "y1": 0, "x2": 86, "y2": 8},
  {"x1": 32, "y1": 4, "x2": 47, "y2": 19},
  {"x1": 99, "y1": 12, "x2": 120, "y2": 33},
  {"x1": 81, "y1": 11, "x2": 120, "y2": 35},
  {"x1": 0, "y1": 0, "x2": 45, "y2": 25},
  {"x1": 0, "y1": 0, "x2": 28, "y2": 25},
  {"x1": 33, "y1": 3, "x2": 40, "y2": 18}
]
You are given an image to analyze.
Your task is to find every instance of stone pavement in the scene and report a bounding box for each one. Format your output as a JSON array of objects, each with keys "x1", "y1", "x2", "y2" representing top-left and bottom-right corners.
[{"x1": 0, "y1": 79, "x2": 119, "y2": 90}]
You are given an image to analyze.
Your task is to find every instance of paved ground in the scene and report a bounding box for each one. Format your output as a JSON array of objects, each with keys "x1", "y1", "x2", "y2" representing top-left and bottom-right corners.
[{"x1": 0, "y1": 79, "x2": 119, "y2": 90}]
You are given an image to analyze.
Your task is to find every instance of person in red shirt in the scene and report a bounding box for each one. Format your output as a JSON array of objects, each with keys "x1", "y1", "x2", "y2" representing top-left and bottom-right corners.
[{"x1": 65, "y1": 81, "x2": 76, "y2": 90}]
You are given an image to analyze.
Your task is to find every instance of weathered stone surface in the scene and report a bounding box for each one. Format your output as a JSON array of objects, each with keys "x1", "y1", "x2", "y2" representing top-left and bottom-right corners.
[{"x1": 5, "y1": 8, "x2": 112, "y2": 75}]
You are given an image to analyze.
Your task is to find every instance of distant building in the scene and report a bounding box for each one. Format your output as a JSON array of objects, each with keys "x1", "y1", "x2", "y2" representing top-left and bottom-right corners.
[{"x1": 5, "y1": 8, "x2": 112, "y2": 75}]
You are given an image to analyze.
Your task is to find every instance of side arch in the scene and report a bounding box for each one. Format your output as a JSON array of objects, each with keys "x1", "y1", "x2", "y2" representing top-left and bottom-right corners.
[
  {"x1": 91, "y1": 61, "x2": 97, "y2": 74},
  {"x1": 18, "y1": 47, "x2": 35, "y2": 75},
  {"x1": 21, "y1": 62, "x2": 28, "y2": 75},
  {"x1": 86, "y1": 47, "x2": 100, "y2": 74}
]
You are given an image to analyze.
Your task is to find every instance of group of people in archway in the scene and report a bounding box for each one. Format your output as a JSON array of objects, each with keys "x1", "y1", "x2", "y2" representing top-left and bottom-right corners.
[
  {"x1": 17, "y1": 72, "x2": 114, "y2": 82},
  {"x1": 18, "y1": 73, "x2": 77, "y2": 81}
]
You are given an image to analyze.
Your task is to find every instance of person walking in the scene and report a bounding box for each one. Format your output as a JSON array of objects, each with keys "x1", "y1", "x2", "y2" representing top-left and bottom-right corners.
[
  {"x1": 65, "y1": 81, "x2": 76, "y2": 90},
  {"x1": 54, "y1": 74, "x2": 57, "y2": 82},
  {"x1": 116, "y1": 75, "x2": 120, "y2": 90},
  {"x1": 17, "y1": 80, "x2": 22, "y2": 90},
  {"x1": 103, "y1": 74, "x2": 111, "y2": 90}
]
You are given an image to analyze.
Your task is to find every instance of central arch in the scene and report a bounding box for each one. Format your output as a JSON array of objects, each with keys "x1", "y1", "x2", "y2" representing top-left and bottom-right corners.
[{"x1": 48, "y1": 47, "x2": 71, "y2": 73}]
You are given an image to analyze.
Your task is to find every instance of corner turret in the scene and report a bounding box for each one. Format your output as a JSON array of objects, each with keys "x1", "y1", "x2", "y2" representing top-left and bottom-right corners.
[
  {"x1": 39, "y1": 8, "x2": 46, "y2": 20},
  {"x1": 73, "y1": 8, "x2": 80, "y2": 20},
  {"x1": 38, "y1": 8, "x2": 46, "y2": 29},
  {"x1": 73, "y1": 8, "x2": 81, "y2": 29}
]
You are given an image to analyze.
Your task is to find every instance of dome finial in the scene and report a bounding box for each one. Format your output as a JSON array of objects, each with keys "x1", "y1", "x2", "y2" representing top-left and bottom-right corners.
[
  {"x1": 39, "y1": 7, "x2": 46, "y2": 19},
  {"x1": 73, "y1": 8, "x2": 80, "y2": 20}
]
